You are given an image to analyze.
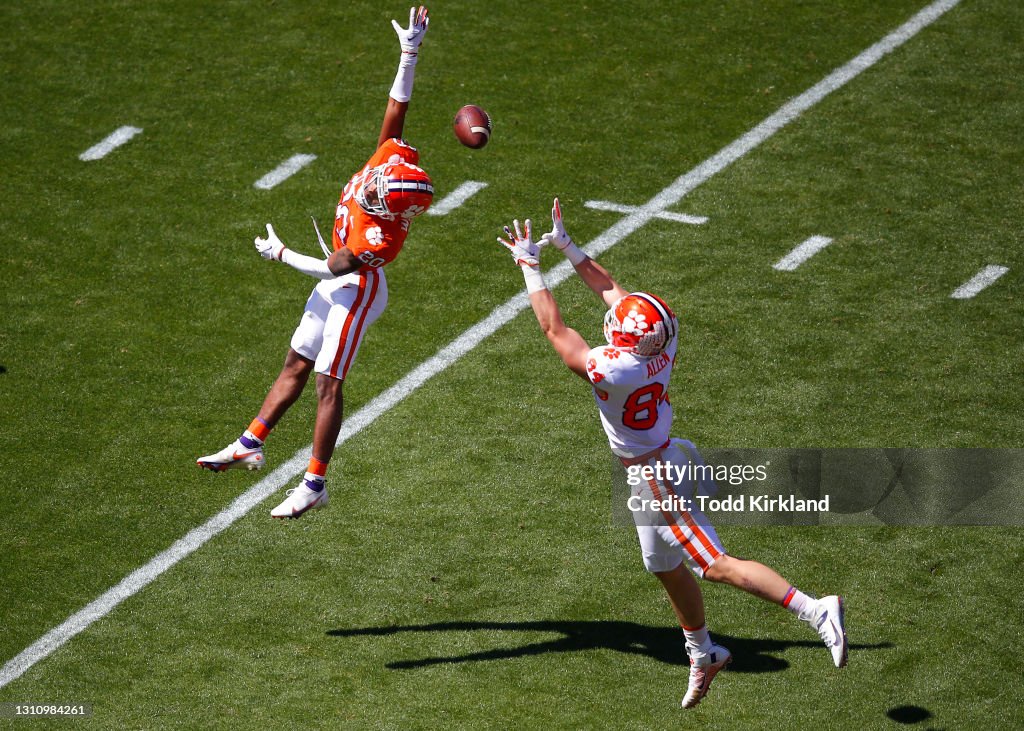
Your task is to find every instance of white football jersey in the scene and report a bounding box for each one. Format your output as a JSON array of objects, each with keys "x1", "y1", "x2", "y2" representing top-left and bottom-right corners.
[{"x1": 586, "y1": 338, "x2": 677, "y2": 458}]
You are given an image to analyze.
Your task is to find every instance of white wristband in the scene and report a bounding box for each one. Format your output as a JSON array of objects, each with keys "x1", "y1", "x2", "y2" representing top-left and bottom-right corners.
[
  {"x1": 389, "y1": 52, "x2": 418, "y2": 102},
  {"x1": 281, "y1": 248, "x2": 335, "y2": 280},
  {"x1": 561, "y1": 241, "x2": 587, "y2": 266},
  {"x1": 521, "y1": 265, "x2": 547, "y2": 294}
]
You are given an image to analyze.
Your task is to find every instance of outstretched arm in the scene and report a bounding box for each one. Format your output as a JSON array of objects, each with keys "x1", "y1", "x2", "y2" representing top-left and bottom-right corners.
[
  {"x1": 254, "y1": 224, "x2": 363, "y2": 278},
  {"x1": 498, "y1": 219, "x2": 591, "y2": 381},
  {"x1": 378, "y1": 6, "x2": 429, "y2": 148},
  {"x1": 528, "y1": 288, "x2": 591, "y2": 381},
  {"x1": 541, "y1": 198, "x2": 628, "y2": 308}
]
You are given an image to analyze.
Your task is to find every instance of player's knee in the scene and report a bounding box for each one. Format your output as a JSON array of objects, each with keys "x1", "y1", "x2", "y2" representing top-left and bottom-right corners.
[
  {"x1": 651, "y1": 557, "x2": 692, "y2": 584},
  {"x1": 702, "y1": 555, "x2": 735, "y2": 584},
  {"x1": 284, "y1": 349, "x2": 315, "y2": 376},
  {"x1": 315, "y1": 373, "x2": 344, "y2": 403}
]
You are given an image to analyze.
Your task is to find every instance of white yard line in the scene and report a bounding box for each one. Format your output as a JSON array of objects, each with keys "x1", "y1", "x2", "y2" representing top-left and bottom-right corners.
[
  {"x1": 0, "y1": 0, "x2": 962, "y2": 691},
  {"x1": 253, "y1": 154, "x2": 318, "y2": 190},
  {"x1": 773, "y1": 235, "x2": 834, "y2": 271},
  {"x1": 426, "y1": 181, "x2": 489, "y2": 216},
  {"x1": 585, "y1": 200, "x2": 708, "y2": 225},
  {"x1": 78, "y1": 126, "x2": 143, "y2": 161},
  {"x1": 950, "y1": 265, "x2": 1009, "y2": 299}
]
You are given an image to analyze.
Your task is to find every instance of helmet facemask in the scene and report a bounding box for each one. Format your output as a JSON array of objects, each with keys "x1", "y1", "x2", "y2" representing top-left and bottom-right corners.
[
  {"x1": 603, "y1": 304, "x2": 620, "y2": 347},
  {"x1": 355, "y1": 163, "x2": 433, "y2": 220},
  {"x1": 355, "y1": 166, "x2": 392, "y2": 218}
]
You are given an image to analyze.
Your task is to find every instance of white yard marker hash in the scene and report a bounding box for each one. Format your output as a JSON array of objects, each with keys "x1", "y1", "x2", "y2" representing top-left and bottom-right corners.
[
  {"x1": 426, "y1": 181, "x2": 489, "y2": 216},
  {"x1": 585, "y1": 199, "x2": 708, "y2": 226},
  {"x1": 253, "y1": 154, "x2": 318, "y2": 190},
  {"x1": 950, "y1": 265, "x2": 1009, "y2": 299},
  {"x1": 773, "y1": 236, "x2": 834, "y2": 271},
  {"x1": 78, "y1": 126, "x2": 143, "y2": 161},
  {"x1": 0, "y1": 0, "x2": 963, "y2": 691}
]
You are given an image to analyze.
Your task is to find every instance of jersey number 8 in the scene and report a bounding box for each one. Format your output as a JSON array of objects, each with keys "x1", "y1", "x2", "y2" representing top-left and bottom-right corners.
[{"x1": 622, "y1": 383, "x2": 665, "y2": 430}]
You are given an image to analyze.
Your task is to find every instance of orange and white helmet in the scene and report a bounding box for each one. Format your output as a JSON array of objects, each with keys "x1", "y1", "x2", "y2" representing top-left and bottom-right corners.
[
  {"x1": 603, "y1": 292, "x2": 678, "y2": 356},
  {"x1": 355, "y1": 162, "x2": 434, "y2": 220}
]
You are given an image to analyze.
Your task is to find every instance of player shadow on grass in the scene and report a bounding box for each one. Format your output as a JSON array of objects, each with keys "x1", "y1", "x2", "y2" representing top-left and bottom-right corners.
[{"x1": 327, "y1": 620, "x2": 891, "y2": 672}]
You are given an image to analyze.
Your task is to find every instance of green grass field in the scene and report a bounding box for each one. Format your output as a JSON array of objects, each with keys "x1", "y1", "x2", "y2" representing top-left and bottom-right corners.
[{"x1": 1, "y1": 0, "x2": 1022, "y2": 727}]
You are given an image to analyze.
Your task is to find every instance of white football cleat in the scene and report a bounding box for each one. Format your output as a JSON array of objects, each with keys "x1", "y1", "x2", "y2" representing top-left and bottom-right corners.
[
  {"x1": 814, "y1": 595, "x2": 848, "y2": 668},
  {"x1": 197, "y1": 439, "x2": 264, "y2": 472},
  {"x1": 271, "y1": 483, "x2": 329, "y2": 519},
  {"x1": 681, "y1": 643, "x2": 731, "y2": 709}
]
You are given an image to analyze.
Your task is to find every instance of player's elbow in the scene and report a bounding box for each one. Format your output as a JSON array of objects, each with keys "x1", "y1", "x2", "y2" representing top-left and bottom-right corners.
[
  {"x1": 540, "y1": 320, "x2": 565, "y2": 344},
  {"x1": 536, "y1": 311, "x2": 564, "y2": 337}
]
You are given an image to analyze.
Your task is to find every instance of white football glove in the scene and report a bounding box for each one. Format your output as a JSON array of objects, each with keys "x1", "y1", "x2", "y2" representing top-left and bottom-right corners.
[
  {"x1": 254, "y1": 223, "x2": 286, "y2": 261},
  {"x1": 392, "y1": 6, "x2": 429, "y2": 54},
  {"x1": 498, "y1": 219, "x2": 540, "y2": 267},
  {"x1": 539, "y1": 197, "x2": 574, "y2": 250},
  {"x1": 539, "y1": 197, "x2": 587, "y2": 265}
]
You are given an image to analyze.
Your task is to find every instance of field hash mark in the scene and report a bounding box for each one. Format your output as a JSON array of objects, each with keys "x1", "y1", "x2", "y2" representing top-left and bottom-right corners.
[
  {"x1": 79, "y1": 126, "x2": 143, "y2": 161},
  {"x1": 427, "y1": 181, "x2": 489, "y2": 216},
  {"x1": 950, "y1": 265, "x2": 1009, "y2": 299},
  {"x1": 774, "y1": 236, "x2": 834, "y2": 271},
  {"x1": 254, "y1": 154, "x2": 318, "y2": 190}
]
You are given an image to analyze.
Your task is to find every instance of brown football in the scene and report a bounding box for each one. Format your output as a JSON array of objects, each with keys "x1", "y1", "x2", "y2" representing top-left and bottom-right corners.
[{"x1": 452, "y1": 104, "x2": 492, "y2": 149}]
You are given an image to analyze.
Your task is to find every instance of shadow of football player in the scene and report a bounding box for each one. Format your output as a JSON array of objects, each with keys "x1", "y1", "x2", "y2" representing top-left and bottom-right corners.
[{"x1": 327, "y1": 619, "x2": 890, "y2": 671}]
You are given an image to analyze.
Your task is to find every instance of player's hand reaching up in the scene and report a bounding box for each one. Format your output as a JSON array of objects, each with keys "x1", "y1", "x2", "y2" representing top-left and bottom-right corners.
[
  {"x1": 539, "y1": 197, "x2": 588, "y2": 267},
  {"x1": 499, "y1": 218, "x2": 548, "y2": 295},
  {"x1": 393, "y1": 6, "x2": 429, "y2": 54},
  {"x1": 498, "y1": 219, "x2": 540, "y2": 267},
  {"x1": 254, "y1": 223, "x2": 286, "y2": 261},
  {"x1": 539, "y1": 197, "x2": 575, "y2": 251}
]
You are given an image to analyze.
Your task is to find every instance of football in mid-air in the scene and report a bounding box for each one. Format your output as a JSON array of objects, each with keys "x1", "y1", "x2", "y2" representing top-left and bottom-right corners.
[{"x1": 452, "y1": 104, "x2": 492, "y2": 149}]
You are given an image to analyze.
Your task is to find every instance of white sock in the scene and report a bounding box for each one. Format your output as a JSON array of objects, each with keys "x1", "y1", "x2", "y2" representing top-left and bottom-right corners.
[
  {"x1": 784, "y1": 586, "x2": 820, "y2": 623},
  {"x1": 683, "y1": 624, "x2": 713, "y2": 660}
]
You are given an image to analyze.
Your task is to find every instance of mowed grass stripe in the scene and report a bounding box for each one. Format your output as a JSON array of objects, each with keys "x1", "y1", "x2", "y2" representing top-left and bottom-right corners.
[{"x1": 0, "y1": 0, "x2": 963, "y2": 691}]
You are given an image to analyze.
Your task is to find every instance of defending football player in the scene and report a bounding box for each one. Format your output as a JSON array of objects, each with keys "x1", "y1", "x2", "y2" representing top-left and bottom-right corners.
[
  {"x1": 497, "y1": 200, "x2": 848, "y2": 709},
  {"x1": 197, "y1": 7, "x2": 433, "y2": 519}
]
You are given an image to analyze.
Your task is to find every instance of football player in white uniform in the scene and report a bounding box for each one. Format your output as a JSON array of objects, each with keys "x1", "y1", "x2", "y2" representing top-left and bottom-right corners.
[
  {"x1": 498, "y1": 200, "x2": 848, "y2": 709},
  {"x1": 197, "y1": 8, "x2": 433, "y2": 519}
]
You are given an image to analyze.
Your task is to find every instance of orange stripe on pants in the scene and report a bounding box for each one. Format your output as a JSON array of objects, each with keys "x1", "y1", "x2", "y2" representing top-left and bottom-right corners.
[
  {"x1": 680, "y1": 510, "x2": 722, "y2": 562},
  {"x1": 328, "y1": 272, "x2": 369, "y2": 379},
  {"x1": 645, "y1": 475, "x2": 710, "y2": 572},
  {"x1": 338, "y1": 269, "x2": 380, "y2": 380}
]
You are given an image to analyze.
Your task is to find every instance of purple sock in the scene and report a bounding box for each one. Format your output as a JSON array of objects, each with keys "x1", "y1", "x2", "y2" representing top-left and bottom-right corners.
[
  {"x1": 238, "y1": 433, "x2": 262, "y2": 449},
  {"x1": 304, "y1": 477, "x2": 325, "y2": 493}
]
